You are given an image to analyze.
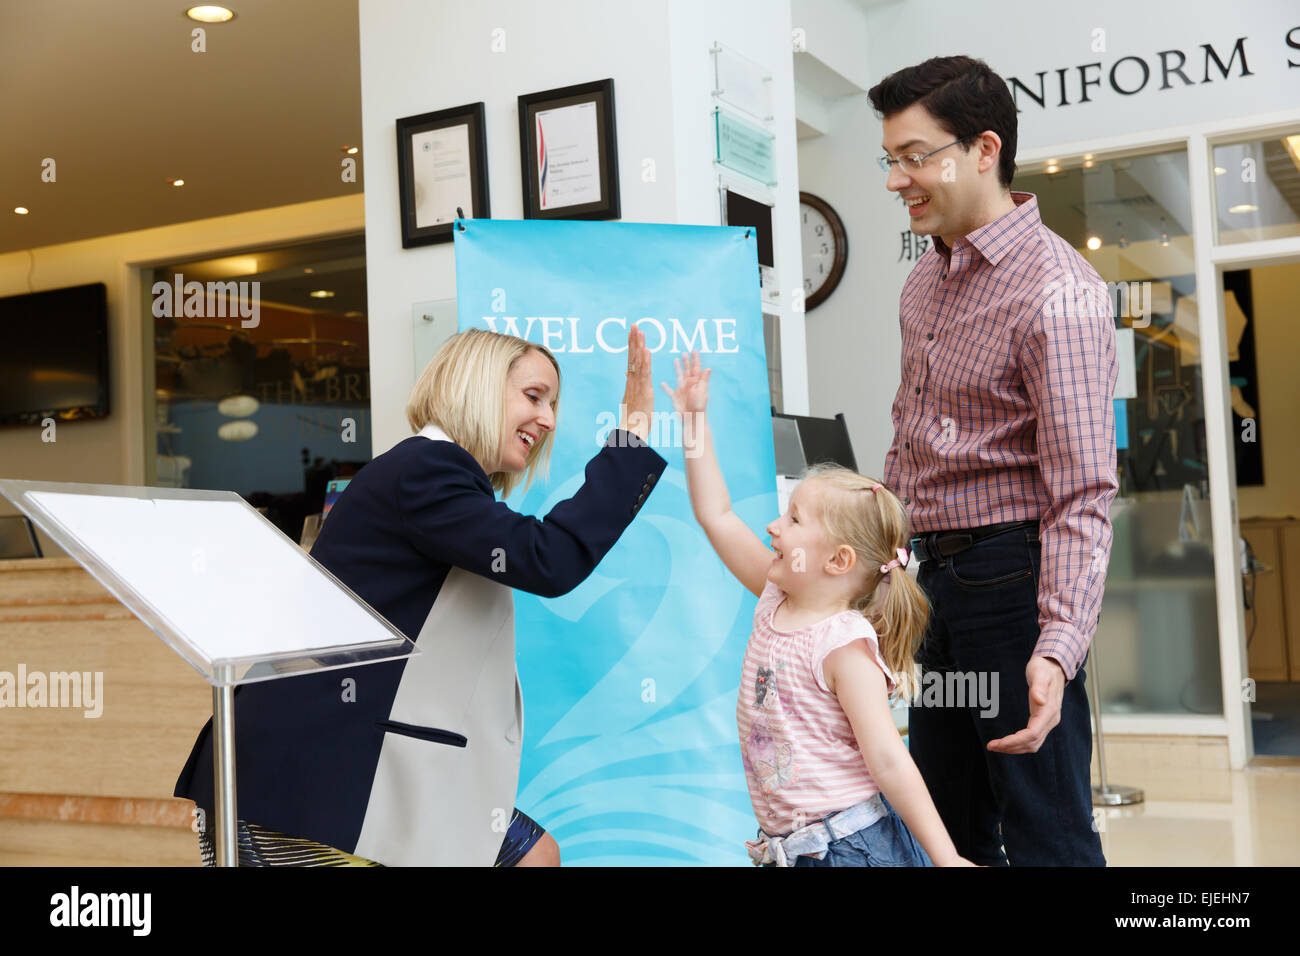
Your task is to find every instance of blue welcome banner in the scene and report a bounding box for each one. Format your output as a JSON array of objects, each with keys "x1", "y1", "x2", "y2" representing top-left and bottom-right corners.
[{"x1": 454, "y1": 219, "x2": 775, "y2": 866}]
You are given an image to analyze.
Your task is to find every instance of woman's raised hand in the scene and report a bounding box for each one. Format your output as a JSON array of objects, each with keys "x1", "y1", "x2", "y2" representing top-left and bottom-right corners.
[
  {"x1": 661, "y1": 349, "x2": 711, "y2": 417},
  {"x1": 619, "y1": 324, "x2": 654, "y2": 440}
]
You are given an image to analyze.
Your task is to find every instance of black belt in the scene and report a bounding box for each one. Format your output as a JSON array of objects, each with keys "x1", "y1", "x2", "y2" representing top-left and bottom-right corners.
[{"x1": 909, "y1": 519, "x2": 1039, "y2": 564}]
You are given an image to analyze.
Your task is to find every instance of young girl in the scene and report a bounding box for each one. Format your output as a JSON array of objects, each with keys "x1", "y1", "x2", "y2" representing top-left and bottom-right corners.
[{"x1": 663, "y1": 352, "x2": 975, "y2": 867}]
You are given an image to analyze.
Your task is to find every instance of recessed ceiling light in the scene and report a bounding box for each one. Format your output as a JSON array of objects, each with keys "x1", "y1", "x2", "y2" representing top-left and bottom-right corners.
[
  {"x1": 341, "y1": 145, "x2": 359, "y2": 154},
  {"x1": 187, "y1": 6, "x2": 235, "y2": 23},
  {"x1": 1228, "y1": 203, "x2": 1258, "y2": 213},
  {"x1": 1086, "y1": 236, "x2": 1102, "y2": 251},
  {"x1": 1214, "y1": 166, "x2": 1226, "y2": 175},
  {"x1": 14, "y1": 206, "x2": 29, "y2": 215},
  {"x1": 1045, "y1": 164, "x2": 1060, "y2": 174},
  {"x1": 309, "y1": 290, "x2": 335, "y2": 298},
  {"x1": 303, "y1": 267, "x2": 314, "y2": 274},
  {"x1": 168, "y1": 178, "x2": 185, "y2": 187},
  {"x1": 1082, "y1": 159, "x2": 1095, "y2": 169},
  {"x1": 1083, "y1": 153, "x2": 1094, "y2": 161}
]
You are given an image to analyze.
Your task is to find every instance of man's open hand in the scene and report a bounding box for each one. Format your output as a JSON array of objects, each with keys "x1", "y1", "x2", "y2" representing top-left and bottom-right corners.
[{"x1": 987, "y1": 656, "x2": 1065, "y2": 754}]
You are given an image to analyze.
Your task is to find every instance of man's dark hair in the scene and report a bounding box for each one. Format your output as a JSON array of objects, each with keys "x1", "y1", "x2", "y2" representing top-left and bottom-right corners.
[{"x1": 867, "y1": 55, "x2": 1017, "y2": 189}]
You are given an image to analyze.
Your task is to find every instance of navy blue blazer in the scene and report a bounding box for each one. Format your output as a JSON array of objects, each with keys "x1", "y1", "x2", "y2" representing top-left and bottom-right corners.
[{"x1": 174, "y1": 427, "x2": 666, "y2": 861}]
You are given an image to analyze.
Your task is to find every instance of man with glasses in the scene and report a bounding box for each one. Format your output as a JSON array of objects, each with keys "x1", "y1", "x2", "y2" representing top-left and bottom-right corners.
[{"x1": 870, "y1": 55, "x2": 1117, "y2": 865}]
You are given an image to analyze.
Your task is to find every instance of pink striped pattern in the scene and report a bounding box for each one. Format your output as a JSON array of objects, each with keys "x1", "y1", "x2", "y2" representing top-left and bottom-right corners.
[{"x1": 736, "y1": 581, "x2": 897, "y2": 837}]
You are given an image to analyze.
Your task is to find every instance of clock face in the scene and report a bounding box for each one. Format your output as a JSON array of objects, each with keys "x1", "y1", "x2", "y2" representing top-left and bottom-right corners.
[{"x1": 799, "y1": 193, "x2": 846, "y2": 311}]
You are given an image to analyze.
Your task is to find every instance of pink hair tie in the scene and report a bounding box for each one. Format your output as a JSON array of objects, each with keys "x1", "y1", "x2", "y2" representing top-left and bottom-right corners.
[
  {"x1": 866, "y1": 483, "x2": 883, "y2": 494},
  {"x1": 880, "y1": 547, "x2": 908, "y2": 575}
]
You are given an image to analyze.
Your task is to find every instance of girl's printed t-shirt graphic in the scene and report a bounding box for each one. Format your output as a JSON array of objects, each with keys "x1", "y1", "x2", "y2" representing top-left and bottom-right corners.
[
  {"x1": 745, "y1": 664, "x2": 799, "y2": 795},
  {"x1": 737, "y1": 580, "x2": 898, "y2": 837}
]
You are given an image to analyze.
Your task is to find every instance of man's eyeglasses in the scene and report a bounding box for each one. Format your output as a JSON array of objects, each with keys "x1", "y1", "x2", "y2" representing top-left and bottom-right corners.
[{"x1": 878, "y1": 138, "x2": 970, "y2": 174}]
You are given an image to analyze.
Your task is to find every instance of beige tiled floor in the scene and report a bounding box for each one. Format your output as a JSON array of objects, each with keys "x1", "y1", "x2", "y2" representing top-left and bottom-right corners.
[{"x1": 1089, "y1": 736, "x2": 1300, "y2": 866}]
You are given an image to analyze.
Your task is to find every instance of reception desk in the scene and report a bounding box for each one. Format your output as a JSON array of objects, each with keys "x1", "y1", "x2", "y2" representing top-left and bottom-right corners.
[{"x1": 0, "y1": 558, "x2": 211, "y2": 865}]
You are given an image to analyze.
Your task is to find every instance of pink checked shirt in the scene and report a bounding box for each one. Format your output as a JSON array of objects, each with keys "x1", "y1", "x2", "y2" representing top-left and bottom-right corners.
[
  {"x1": 883, "y1": 191, "x2": 1118, "y2": 682},
  {"x1": 737, "y1": 580, "x2": 897, "y2": 836}
]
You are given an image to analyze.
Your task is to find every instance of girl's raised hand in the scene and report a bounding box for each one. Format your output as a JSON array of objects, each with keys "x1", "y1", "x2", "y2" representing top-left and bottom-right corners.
[{"x1": 660, "y1": 349, "x2": 711, "y2": 416}]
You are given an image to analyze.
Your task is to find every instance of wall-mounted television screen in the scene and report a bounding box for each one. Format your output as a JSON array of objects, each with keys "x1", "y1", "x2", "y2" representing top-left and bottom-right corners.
[{"x1": 0, "y1": 282, "x2": 110, "y2": 426}]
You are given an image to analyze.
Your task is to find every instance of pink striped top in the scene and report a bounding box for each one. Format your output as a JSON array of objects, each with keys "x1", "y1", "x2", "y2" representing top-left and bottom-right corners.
[{"x1": 737, "y1": 580, "x2": 897, "y2": 836}]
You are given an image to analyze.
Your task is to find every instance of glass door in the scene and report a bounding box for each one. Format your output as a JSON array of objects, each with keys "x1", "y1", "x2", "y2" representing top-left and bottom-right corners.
[{"x1": 1019, "y1": 148, "x2": 1223, "y2": 717}]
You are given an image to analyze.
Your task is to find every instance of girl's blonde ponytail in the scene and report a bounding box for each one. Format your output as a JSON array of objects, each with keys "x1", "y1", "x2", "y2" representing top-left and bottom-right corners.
[
  {"x1": 866, "y1": 555, "x2": 927, "y2": 703},
  {"x1": 801, "y1": 463, "x2": 929, "y2": 702}
]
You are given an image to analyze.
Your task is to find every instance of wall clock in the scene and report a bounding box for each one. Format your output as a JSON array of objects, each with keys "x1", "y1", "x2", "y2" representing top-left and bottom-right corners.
[{"x1": 799, "y1": 191, "x2": 848, "y2": 311}]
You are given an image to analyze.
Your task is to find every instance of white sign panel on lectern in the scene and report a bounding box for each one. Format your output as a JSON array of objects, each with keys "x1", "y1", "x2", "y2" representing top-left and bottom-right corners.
[{"x1": 0, "y1": 479, "x2": 418, "y2": 687}]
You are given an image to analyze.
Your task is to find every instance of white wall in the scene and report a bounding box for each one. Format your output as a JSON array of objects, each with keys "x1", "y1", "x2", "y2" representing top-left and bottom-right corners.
[
  {"x1": 358, "y1": 0, "x2": 804, "y2": 454},
  {"x1": 798, "y1": 92, "x2": 908, "y2": 477}
]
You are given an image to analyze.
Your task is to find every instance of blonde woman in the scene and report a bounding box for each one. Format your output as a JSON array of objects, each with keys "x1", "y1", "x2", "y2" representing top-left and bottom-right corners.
[{"x1": 175, "y1": 326, "x2": 664, "y2": 867}]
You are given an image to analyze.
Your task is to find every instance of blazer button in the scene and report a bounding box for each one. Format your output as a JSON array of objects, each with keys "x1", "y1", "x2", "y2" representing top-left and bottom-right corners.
[
  {"x1": 636, "y1": 493, "x2": 646, "y2": 505},
  {"x1": 646, "y1": 473, "x2": 657, "y2": 484}
]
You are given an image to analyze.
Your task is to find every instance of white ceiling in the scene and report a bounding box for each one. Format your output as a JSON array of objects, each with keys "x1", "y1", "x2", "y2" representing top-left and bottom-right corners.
[{"x1": 1, "y1": 0, "x2": 363, "y2": 255}]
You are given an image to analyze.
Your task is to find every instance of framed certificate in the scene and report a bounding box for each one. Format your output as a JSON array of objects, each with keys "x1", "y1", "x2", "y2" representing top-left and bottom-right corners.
[
  {"x1": 518, "y1": 78, "x2": 620, "y2": 221},
  {"x1": 396, "y1": 102, "x2": 490, "y2": 248}
]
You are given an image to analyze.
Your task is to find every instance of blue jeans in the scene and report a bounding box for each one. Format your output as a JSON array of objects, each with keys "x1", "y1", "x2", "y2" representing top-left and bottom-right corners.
[
  {"x1": 762, "y1": 795, "x2": 934, "y2": 867},
  {"x1": 910, "y1": 526, "x2": 1105, "y2": 866}
]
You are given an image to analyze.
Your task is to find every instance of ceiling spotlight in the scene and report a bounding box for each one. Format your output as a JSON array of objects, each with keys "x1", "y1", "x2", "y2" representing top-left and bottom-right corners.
[
  {"x1": 168, "y1": 178, "x2": 185, "y2": 186},
  {"x1": 14, "y1": 206, "x2": 29, "y2": 215},
  {"x1": 1083, "y1": 153, "x2": 1094, "y2": 161},
  {"x1": 1082, "y1": 159, "x2": 1095, "y2": 168},
  {"x1": 341, "y1": 145, "x2": 359, "y2": 155},
  {"x1": 304, "y1": 267, "x2": 314, "y2": 274},
  {"x1": 186, "y1": 6, "x2": 235, "y2": 23},
  {"x1": 1228, "y1": 203, "x2": 1258, "y2": 213},
  {"x1": 1045, "y1": 164, "x2": 1060, "y2": 174},
  {"x1": 1086, "y1": 236, "x2": 1102, "y2": 251},
  {"x1": 1214, "y1": 166, "x2": 1226, "y2": 175},
  {"x1": 309, "y1": 290, "x2": 335, "y2": 298}
]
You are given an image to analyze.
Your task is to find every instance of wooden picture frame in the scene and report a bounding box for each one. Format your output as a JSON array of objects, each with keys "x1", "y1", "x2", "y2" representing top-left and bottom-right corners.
[
  {"x1": 396, "y1": 102, "x2": 490, "y2": 248},
  {"x1": 518, "y1": 78, "x2": 620, "y2": 221}
]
